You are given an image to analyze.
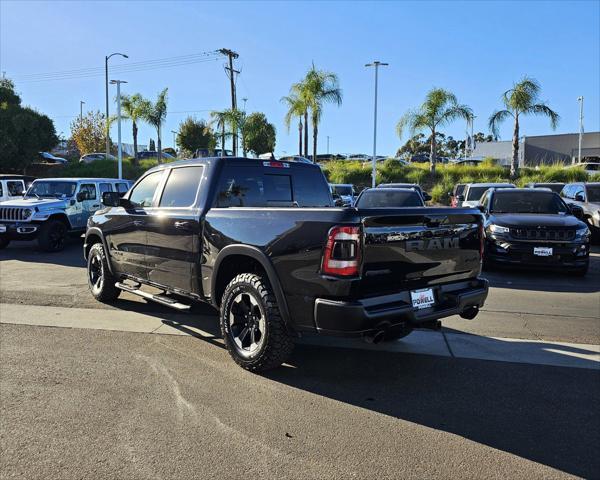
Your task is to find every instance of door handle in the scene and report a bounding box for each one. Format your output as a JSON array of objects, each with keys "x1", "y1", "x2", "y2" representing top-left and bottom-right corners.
[{"x1": 174, "y1": 221, "x2": 192, "y2": 231}]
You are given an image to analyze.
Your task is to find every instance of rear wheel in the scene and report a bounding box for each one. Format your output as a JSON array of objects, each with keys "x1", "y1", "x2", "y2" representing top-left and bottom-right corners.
[
  {"x1": 87, "y1": 242, "x2": 121, "y2": 302},
  {"x1": 220, "y1": 273, "x2": 294, "y2": 372},
  {"x1": 37, "y1": 220, "x2": 67, "y2": 252},
  {"x1": 0, "y1": 235, "x2": 9, "y2": 250}
]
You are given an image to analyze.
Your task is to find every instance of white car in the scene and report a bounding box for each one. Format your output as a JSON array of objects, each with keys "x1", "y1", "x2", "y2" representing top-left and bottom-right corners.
[{"x1": 457, "y1": 183, "x2": 515, "y2": 207}]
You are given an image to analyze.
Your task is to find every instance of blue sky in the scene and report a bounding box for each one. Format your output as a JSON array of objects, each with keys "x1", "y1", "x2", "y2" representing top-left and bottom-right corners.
[{"x1": 1, "y1": 0, "x2": 599, "y2": 156}]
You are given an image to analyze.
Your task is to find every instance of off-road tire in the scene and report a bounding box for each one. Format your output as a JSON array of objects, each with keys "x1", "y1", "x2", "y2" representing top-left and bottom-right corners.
[
  {"x1": 0, "y1": 235, "x2": 9, "y2": 250},
  {"x1": 87, "y1": 242, "x2": 121, "y2": 302},
  {"x1": 570, "y1": 264, "x2": 589, "y2": 277},
  {"x1": 37, "y1": 219, "x2": 67, "y2": 252},
  {"x1": 220, "y1": 273, "x2": 294, "y2": 372}
]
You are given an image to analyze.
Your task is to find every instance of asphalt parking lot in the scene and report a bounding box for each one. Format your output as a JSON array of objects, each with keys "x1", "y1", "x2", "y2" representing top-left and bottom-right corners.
[{"x1": 1, "y1": 239, "x2": 599, "y2": 479}]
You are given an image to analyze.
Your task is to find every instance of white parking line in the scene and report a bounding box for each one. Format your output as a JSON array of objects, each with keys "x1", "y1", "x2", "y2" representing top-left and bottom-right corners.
[{"x1": 1, "y1": 303, "x2": 598, "y2": 370}]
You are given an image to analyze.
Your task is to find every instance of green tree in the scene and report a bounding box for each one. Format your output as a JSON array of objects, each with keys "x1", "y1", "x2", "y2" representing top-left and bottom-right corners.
[
  {"x1": 210, "y1": 109, "x2": 244, "y2": 155},
  {"x1": 0, "y1": 78, "x2": 58, "y2": 173},
  {"x1": 144, "y1": 88, "x2": 168, "y2": 162},
  {"x1": 295, "y1": 65, "x2": 342, "y2": 162},
  {"x1": 209, "y1": 110, "x2": 230, "y2": 155},
  {"x1": 121, "y1": 93, "x2": 151, "y2": 164},
  {"x1": 176, "y1": 117, "x2": 215, "y2": 156},
  {"x1": 397, "y1": 88, "x2": 472, "y2": 173},
  {"x1": 242, "y1": 112, "x2": 276, "y2": 156},
  {"x1": 281, "y1": 91, "x2": 307, "y2": 156},
  {"x1": 70, "y1": 111, "x2": 107, "y2": 156},
  {"x1": 489, "y1": 77, "x2": 559, "y2": 177}
]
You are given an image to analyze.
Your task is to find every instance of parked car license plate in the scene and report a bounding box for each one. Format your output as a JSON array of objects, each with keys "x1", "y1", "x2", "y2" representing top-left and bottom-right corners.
[
  {"x1": 533, "y1": 247, "x2": 553, "y2": 257},
  {"x1": 0, "y1": 224, "x2": 6, "y2": 233},
  {"x1": 411, "y1": 288, "x2": 435, "y2": 309}
]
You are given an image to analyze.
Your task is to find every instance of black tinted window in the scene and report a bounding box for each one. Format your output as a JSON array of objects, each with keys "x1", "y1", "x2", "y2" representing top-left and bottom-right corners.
[
  {"x1": 115, "y1": 183, "x2": 129, "y2": 194},
  {"x1": 79, "y1": 184, "x2": 97, "y2": 200},
  {"x1": 99, "y1": 183, "x2": 113, "y2": 194},
  {"x1": 356, "y1": 190, "x2": 423, "y2": 208},
  {"x1": 130, "y1": 171, "x2": 162, "y2": 207},
  {"x1": 159, "y1": 166, "x2": 203, "y2": 207},
  {"x1": 491, "y1": 192, "x2": 568, "y2": 214},
  {"x1": 7, "y1": 181, "x2": 23, "y2": 196},
  {"x1": 215, "y1": 164, "x2": 331, "y2": 207},
  {"x1": 587, "y1": 186, "x2": 600, "y2": 202}
]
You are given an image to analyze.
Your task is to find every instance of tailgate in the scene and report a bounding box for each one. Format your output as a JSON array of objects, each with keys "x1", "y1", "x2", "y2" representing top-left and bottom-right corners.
[{"x1": 359, "y1": 208, "x2": 482, "y2": 296}]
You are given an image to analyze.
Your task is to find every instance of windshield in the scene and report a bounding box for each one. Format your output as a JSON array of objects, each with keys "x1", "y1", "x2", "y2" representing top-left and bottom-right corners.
[
  {"x1": 467, "y1": 185, "x2": 512, "y2": 201},
  {"x1": 587, "y1": 186, "x2": 600, "y2": 202},
  {"x1": 26, "y1": 181, "x2": 77, "y2": 198},
  {"x1": 491, "y1": 192, "x2": 568, "y2": 214},
  {"x1": 356, "y1": 190, "x2": 423, "y2": 208},
  {"x1": 332, "y1": 185, "x2": 353, "y2": 196}
]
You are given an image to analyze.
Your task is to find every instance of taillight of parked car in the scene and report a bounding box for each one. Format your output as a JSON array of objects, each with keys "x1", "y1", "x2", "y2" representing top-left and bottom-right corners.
[{"x1": 321, "y1": 225, "x2": 361, "y2": 277}]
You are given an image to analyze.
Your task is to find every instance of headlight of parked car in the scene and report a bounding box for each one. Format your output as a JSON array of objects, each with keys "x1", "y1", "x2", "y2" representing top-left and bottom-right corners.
[
  {"x1": 575, "y1": 225, "x2": 591, "y2": 239},
  {"x1": 487, "y1": 224, "x2": 510, "y2": 235},
  {"x1": 22, "y1": 208, "x2": 32, "y2": 219}
]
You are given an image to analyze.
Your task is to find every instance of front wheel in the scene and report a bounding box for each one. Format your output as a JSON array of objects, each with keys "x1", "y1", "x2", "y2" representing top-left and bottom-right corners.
[
  {"x1": 220, "y1": 273, "x2": 294, "y2": 372},
  {"x1": 87, "y1": 243, "x2": 121, "y2": 302},
  {"x1": 37, "y1": 220, "x2": 67, "y2": 252},
  {"x1": 0, "y1": 235, "x2": 9, "y2": 250}
]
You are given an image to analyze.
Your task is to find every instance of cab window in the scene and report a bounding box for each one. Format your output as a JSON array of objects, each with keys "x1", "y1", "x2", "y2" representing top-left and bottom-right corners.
[
  {"x1": 129, "y1": 171, "x2": 163, "y2": 207},
  {"x1": 78, "y1": 184, "x2": 97, "y2": 201},
  {"x1": 159, "y1": 166, "x2": 203, "y2": 207}
]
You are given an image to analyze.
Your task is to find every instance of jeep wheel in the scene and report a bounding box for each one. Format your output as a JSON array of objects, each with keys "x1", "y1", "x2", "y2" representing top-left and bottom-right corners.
[
  {"x1": 87, "y1": 243, "x2": 121, "y2": 302},
  {"x1": 0, "y1": 235, "x2": 9, "y2": 250},
  {"x1": 38, "y1": 220, "x2": 67, "y2": 252},
  {"x1": 220, "y1": 273, "x2": 294, "y2": 372}
]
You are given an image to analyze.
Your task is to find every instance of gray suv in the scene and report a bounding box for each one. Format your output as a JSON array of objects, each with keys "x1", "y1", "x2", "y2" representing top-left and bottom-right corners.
[
  {"x1": 0, "y1": 177, "x2": 132, "y2": 251},
  {"x1": 561, "y1": 182, "x2": 600, "y2": 241}
]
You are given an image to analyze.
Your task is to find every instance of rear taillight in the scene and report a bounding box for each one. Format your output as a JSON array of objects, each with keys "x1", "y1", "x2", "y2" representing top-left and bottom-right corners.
[{"x1": 321, "y1": 225, "x2": 361, "y2": 277}]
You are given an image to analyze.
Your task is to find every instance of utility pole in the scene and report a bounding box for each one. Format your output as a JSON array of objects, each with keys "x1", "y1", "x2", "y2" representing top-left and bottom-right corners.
[
  {"x1": 219, "y1": 48, "x2": 240, "y2": 155},
  {"x1": 110, "y1": 79, "x2": 127, "y2": 180},
  {"x1": 578, "y1": 96, "x2": 584, "y2": 164},
  {"x1": 79, "y1": 100, "x2": 85, "y2": 121},
  {"x1": 365, "y1": 61, "x2": 389, "y2": 188}
]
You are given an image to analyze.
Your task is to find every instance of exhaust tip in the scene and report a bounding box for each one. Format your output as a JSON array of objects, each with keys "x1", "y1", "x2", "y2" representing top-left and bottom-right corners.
[{"x1": 460, "y1": 306, "x2": 479, "y2": 320}]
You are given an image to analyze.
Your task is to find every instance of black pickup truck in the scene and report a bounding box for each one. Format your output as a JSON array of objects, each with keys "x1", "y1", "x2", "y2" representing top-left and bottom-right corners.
[{"x1": 84, "y1": 157, "x2": 488, "y2": 371}]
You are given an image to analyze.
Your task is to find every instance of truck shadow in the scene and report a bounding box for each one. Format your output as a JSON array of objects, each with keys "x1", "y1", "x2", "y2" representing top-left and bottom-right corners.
[{"x1": 262, "y1": 341, "x2": 599, "y2": 479}]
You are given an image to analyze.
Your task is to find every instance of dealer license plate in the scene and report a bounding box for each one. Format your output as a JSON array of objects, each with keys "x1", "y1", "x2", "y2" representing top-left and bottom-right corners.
[
  {"x1": 411, "y1": 288, "x2": 435, "y2": 309},
  {"x1": 533, "y1": 247, "x2": 553, "y2": 257},
  {"x1": 0, "y1": 224, "x2": 6, "y2": 233}
]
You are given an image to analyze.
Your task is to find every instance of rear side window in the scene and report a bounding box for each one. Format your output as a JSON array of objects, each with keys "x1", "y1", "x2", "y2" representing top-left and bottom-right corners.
[
  {"x1": 159, "y1": 166, "x2": 203, "y2": 207},
  {"x1": 99, "y1": 183, "x2": 113, "y2": 194},
  {"x1": 7, "y1": 181, "x2": 23, "y2": 196},
  {"x1": 79, "y1": 183, "x2": 97, "y2": 200},
  {"x1": 115, "y1": 182, "x2": 129, "y2": 194},
  {"x1": 215, "y1": 165, "x2": 332, "y2": 207},
  {"x1": 129, "y1": 171, "x2": 163, "y2": 207}
]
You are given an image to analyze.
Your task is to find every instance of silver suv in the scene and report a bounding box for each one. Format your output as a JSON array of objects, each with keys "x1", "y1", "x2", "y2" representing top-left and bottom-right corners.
[{"x1": 0, "y1": 177, "x2": 132, "y2": 251}]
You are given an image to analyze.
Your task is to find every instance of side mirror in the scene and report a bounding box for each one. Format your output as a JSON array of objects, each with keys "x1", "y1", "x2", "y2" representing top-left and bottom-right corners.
[
  {"x1": 422, "y1": 192, "x2": 432, "y2": 202},
  {"x1": 456, "y1": 195, "x2": 465, "y2": 202},
  {"x1": 102, "y1": 191, "x2": 121, "y2": 207},
  {"x1": 574, "y1": 193, "x2": 585, "y2": 202},
  {"x1": 477, "y1": 204, "x2": 486, "y2": 213},
  {"x1": 570, "y1": 205, "x2": 584, "y2": 220}
]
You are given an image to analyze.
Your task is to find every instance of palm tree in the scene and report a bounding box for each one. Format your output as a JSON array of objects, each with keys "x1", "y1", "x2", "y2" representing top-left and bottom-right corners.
[
  {"x1": 281, "y1": 91, "x2": 307, "y2": 156},
  {"x1": 397, "y1": 88, "x2": 473, "y2": 173},
  {"x1": 210, "y1": 110, "x2": 228, "y2": 155},
  {"x1": 489, "y1": 77, "x2": 559, "y2": 177},
  {"x1": 297, "y1": 66, "x2": 342, "y2": 162},
  {"x1": 121, "y1": 93, "x2": 150, "y2": 165},
  {"x1": 144, "y1": 88, "x2": 168, "y2": 163}
]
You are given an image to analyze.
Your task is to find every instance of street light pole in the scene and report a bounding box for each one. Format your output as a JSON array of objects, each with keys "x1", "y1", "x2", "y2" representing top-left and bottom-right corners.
[
  {"x1": 578, "y1": 96, "x2": 584, "y2": 164},
  {"x1": 110, "y1": 79, "x2": 128, "y2": 180},
  {"x1": 365, "y1": 61, "x2": 388, "y2": 188},
  {"x1": 105, "y1": 52, "x2": 128, "y2": 158},
  {"x1": 79, "y1": 100, "x2": 85, "y2": 121},
  {"x1": 171, "y1": 130, "x2": 177, "y2": 149}
]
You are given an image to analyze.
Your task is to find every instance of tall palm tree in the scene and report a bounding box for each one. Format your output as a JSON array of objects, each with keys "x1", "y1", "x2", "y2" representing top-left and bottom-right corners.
[
  {"x1": 281, "y1": 91, "x2": 307, "y2": 156},
  {"x1": 210, "y1": 109, "x2": 244, "y2": 156},
  {"x1": 120, "y1": 94, "x2": 150, "y2": 165},
  {"x1": 489, "y1": 77, "x2": 559, "y2": 177},
  {"x1": 397, "y1": 88, "x2": 473, "y2": 173},
  {"x1": 210, "y1": 110, "x2": 228, "y2": 155},
  {"x1": 144, "y1": 88, "x2": 168, "y2": 163},
  {"x1": 297, "y1": 66, "x2": 342, "y2": 162}
]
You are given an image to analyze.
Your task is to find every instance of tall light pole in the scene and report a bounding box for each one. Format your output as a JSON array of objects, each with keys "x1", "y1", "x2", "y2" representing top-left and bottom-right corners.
[
  {"x1": 79, "y1": 100, "x2": 85, "y2": 121},
  {"x1": 110, "y1": 79, "x2": 127, "y2": 179},
  {"x1": 577, "y1": 96, "x2": 584, "y2": 164},
  {"x1": 366, "y1": 61, "x2": 388, "y2": 188},
  {"x1": 105, "y1": 52, "x2": 128, "y2": 158},
  {"x1": 171, "y1": 130, "x2": 177, "y2": 149}
]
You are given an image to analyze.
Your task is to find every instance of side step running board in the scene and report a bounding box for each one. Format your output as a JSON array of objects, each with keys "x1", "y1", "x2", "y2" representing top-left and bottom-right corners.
[{"x1": 115, "y1": 282, "x2": 191, "y2": 311}]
